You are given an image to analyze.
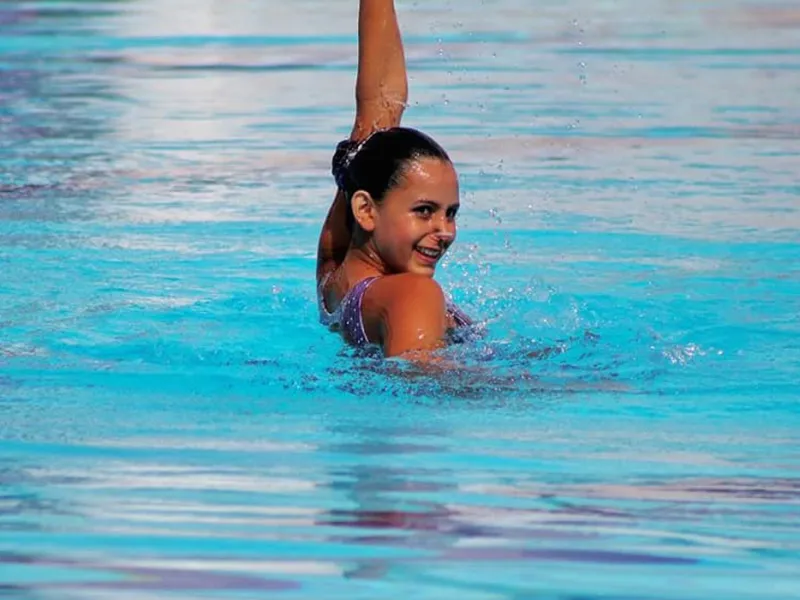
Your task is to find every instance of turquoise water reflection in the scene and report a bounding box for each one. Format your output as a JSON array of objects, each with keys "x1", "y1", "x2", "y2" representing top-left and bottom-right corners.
[{"x1": 1, "y1": 0, "x2": 799, "y2": 598}]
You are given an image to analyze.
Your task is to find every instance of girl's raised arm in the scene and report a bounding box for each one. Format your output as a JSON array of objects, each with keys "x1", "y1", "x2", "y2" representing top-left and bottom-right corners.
[
  {"x1": 316, "y1": 0, "x2": 408, "y2": 283},
  {"x1": 352, "y1": 0, "x2": 408, "y2": 137}
]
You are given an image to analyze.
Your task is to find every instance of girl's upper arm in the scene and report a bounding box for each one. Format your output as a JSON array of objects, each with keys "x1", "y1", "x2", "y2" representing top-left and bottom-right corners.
[{"x1": 377, "y1": 276, "x2": 448, "y2": 358}]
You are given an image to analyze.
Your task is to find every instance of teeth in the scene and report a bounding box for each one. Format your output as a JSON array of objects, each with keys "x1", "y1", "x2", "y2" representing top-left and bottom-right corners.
[{"x1": 416, "y1": 247, "x2": 440, "y2": 258}]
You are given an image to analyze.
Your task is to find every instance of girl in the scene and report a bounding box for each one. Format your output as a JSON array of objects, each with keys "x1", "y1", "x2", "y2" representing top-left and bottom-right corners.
[{"x1": 317, "y1": 0, "x2": 471, "y2": 359}]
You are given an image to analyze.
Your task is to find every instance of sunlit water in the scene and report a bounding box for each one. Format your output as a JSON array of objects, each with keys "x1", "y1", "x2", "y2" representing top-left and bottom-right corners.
[{"x1": 2, "y1": 0, "x2": 800, "y2": 598}]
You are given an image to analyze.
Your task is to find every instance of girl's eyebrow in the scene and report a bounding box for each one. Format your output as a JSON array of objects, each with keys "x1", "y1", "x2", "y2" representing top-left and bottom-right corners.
[{"x1": 415, "y1": 198, "x2": 460, "y2": 208}]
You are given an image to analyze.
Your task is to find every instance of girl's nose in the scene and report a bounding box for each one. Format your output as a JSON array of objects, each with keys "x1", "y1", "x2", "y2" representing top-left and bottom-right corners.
[{"x1": 434, "y1": 223, "x2": 455, "y2": 244}]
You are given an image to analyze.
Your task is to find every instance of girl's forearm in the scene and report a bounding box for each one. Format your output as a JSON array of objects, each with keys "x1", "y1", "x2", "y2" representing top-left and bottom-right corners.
[
  {"x1": 352, "y1": 0, "x2": 408, "y2": 138},
  {"x1": 317, "y1": 190, "x2": 350, "y2": 282}
]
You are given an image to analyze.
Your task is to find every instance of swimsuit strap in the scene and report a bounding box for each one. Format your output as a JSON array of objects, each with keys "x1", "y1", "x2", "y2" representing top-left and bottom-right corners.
[
  {"x1": 318, "y1": 275, "x2": 380, "y2": 347},
  {"x1": 339, "y1": 277, "x2": 380, "y2": 346}
]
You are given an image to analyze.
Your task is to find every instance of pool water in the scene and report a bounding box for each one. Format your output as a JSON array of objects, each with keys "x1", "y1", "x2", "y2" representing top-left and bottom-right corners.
[{"x1": 2, "y1": 0, "x2": 799, "y2": 598}]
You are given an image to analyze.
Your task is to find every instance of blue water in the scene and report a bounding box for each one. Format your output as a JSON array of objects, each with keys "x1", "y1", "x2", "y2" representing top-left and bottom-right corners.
[{"x1": 2, "y1": 0, "x2": 800, "y2": 598}]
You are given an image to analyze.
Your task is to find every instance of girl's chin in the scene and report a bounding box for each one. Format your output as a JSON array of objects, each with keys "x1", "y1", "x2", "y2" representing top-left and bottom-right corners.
[
  {"x1": 385, "y1": 255, "x2": 437, "y2": 276},
  {"x1": 406, "y1": 263, "x2": 436, "y2": 276}
]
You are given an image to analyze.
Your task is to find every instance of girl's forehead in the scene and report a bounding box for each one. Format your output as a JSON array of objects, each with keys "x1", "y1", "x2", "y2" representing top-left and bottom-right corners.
[
  {"x1": 400, "y1": 158, "x2": 459, "y2": 190},
  {"x1": 408, "y1": 156, "x2": 456, "y2": 175}
]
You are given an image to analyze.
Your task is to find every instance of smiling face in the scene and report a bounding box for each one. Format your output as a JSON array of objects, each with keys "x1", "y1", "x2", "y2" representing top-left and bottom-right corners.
[{"x1": 368, "y1": 157, "x2": 460, "y2": 276}]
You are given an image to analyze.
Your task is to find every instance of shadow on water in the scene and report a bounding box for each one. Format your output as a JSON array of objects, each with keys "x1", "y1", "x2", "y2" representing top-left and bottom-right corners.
[
  {"x1": 0, "y1": 1, "x2": 123, "y2": 224},
  {"x1": 0, "y1": 552, "x2": 299, "y2": 594},
  {"x1": 0, "y1": 460, "x2": 301, "y2": 594},
  {"x1": 307, "y1": 423, "x2": 800, "y2": 592},
  {"x1": 1, "y1": 442, "x2": 798, "y2": 595},
  {"x1": 327, "y1": 457, "x2": 798, "y2": 589}
]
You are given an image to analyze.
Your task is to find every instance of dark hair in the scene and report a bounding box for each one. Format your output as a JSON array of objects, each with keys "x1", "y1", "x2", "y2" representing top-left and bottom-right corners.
[{"x1": 331, "y1": 127, "x2": 451, "y2": 231}]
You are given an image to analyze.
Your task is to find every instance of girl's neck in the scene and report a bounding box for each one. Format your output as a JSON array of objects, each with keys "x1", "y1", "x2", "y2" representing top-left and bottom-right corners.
[{"x1": 343, "y1": 240, "x2": 389, "y2": 279}]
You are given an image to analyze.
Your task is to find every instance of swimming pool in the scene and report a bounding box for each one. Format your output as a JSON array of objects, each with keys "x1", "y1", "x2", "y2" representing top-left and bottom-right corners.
[{"x1": 2, "y1": 0, "x2": 799, "y2": 597}]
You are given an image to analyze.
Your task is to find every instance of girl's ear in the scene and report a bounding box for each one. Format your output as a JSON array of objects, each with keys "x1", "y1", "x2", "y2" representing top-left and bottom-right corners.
[{"x1": 351, "y1": 190, "x2": 377, "y2": 232}]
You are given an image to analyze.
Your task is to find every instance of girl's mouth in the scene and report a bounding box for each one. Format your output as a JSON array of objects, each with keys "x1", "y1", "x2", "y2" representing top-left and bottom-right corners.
[{"x1": 414, "y1": 245, "x2": 442, "y2": 265}]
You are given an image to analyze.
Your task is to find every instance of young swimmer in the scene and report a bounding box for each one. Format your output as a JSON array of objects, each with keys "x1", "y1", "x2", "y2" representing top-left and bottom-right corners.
[{"x1": 317, "y1": 0, "x2": 471, "y2": 359}]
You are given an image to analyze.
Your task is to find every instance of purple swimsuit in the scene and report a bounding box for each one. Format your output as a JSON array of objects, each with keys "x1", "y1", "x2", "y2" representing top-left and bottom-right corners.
[{"x1": 319, "y1": 276, "x2": 472, "y2": 348}]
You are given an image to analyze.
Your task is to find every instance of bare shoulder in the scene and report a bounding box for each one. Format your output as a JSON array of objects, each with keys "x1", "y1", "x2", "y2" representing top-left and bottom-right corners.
[
  {"x1": 367, "y1": 274, "x2": 445, "y2": 313},
  {"x1": 362, "y1": 274, "x2": 447, "y2": 357}
]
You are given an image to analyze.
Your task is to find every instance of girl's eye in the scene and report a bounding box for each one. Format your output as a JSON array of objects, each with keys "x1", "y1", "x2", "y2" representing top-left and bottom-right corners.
[
  {"x1": 414, "y1": 206, "x2": 434, "y2": 217},
  {"x1": 446, "y1": 208, "x2": 459, "y2": 220}
]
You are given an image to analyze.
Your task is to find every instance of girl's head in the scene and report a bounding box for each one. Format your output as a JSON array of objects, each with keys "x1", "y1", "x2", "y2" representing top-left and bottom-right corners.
[{"x1": 332, "y1": 127, "x2": 460, "y2": 277}]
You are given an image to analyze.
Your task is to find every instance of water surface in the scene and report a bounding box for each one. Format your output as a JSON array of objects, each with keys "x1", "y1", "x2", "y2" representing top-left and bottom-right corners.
[{"x1": 1, "y1": 0, "x2": 799, "y2": 598}]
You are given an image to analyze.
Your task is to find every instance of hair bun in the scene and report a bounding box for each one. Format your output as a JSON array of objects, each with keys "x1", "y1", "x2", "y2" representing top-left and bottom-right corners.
[{"x1": 331, "y1": 139, "x2": 362, "y2": 190}]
